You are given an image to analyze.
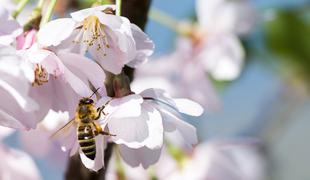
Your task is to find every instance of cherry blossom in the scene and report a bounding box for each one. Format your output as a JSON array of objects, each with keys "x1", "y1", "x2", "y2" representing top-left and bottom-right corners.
[
  {"x1": 193, "y1": 0, "x2": 256, "y2": 80},
  {"x1": 0, "y1": 45, "x2": 39, "y2": 130},
  {"x1": 0, "y1": 126, "x2": 42, "y2": 180},
  {"x1": 100, "y1": 88, "x2": 203, "y2": 169},
  {"x1": 38, "y1": 5, "x2": 154, "y2": 74},
  {"x1": 133, "y1": 38, "x2": 221, "y2": 111},
  {"x1": 196, "y1": 0, "x2": 256, "y2": 35},
  {"x1": 52, "y1": 88, "x2": 202, "y2": 171},
  {"x1": 16, "y1": 28, "x2": 107, "y2": 119},
  {"x1": 106, "y1": 138, "x2": 267, "y2": 180},
  {"x1": 0, "y1": 6, "x2": 22, "y2": 46},
  {"x1": 164, "y1": 138, "x2": 267, "y2": 180}
]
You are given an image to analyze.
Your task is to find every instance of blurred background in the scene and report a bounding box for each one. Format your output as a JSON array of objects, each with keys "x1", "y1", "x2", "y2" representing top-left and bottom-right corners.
[{"x1": 2, "y1": 0, "x2": 310, "y2": 179}]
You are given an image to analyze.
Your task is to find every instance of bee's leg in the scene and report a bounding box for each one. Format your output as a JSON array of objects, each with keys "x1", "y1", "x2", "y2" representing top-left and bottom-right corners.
[
  {"x1": 92, "y1": 121, "x2": 116, "y2": 136},
  {"x1": 95, "y1": 106, "x2": 108, "y2": 120}
]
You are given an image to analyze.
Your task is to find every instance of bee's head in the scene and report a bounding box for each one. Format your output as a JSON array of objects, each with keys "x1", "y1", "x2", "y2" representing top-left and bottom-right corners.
[{"x1": 79, "y1": 98, "x2": 94, "y2": 105}]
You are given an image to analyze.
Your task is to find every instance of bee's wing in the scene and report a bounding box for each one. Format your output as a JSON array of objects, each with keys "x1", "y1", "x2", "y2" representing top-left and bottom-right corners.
[{"x1": 50, "y1": 118, "x2": 76, "y2": 140}]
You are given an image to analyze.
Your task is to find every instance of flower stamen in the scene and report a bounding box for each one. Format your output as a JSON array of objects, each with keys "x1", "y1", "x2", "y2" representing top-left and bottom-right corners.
[
  {"x1": 73, "y1": 15, "x2": 111, "y2": 58},
  {"x1": 32, "y1": 64, "x2": 49, "y2": 86}
]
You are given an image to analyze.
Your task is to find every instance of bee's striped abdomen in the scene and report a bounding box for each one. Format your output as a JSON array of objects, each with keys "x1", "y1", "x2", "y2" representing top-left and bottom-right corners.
[{"x1": 77, "y1": 123, "x2": 96, "y2": 160}]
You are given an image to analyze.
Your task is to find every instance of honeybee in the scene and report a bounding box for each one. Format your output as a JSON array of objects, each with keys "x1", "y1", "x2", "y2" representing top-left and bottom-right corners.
[{"x1": 52, "y1": 88, "x2": 115, "y2": 160}]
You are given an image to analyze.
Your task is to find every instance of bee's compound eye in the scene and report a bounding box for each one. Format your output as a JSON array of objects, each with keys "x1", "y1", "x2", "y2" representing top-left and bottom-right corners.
[{"x1": 86, "y1": 99, "x2": 94, "y2": 104}]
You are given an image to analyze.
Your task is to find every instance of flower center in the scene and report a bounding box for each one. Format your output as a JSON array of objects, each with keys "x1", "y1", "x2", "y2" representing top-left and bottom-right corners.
[
  {"x1": 32, "y1": 64, "x2": 49, "y2": 86},
  {"x1": 73, "y1": 15, "x2": 110, "y2": 56}
]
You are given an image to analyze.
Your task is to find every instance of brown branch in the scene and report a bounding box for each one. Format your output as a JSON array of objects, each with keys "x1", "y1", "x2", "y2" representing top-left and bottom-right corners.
[{"x1": 65, "y1": 0, "x2": 152, "y2": 179}]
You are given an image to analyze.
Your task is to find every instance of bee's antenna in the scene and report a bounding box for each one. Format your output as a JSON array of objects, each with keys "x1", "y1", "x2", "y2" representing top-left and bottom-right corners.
[{"x1": 89, "y1": 87, "x2": 100, "y2": 98}]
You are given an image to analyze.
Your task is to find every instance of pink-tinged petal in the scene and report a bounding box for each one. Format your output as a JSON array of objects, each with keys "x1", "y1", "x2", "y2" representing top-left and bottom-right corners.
[
  {"x1": 39, "y1": 51, "x2": 65, "y2": 76},
  {"x1": 109, "y1": 17, "x2": 136, "y2": 59},
  {"x1": 88, "y1": 27, "x2": 125, "y2": 75},
  {"x1": 0, "y1": 78, "x2": 38, "y2": 112},
  {"x1": 105, "y1": 94, "x2": 143, "y2": 119},
  {"x1": 126, "y1": 24, "x2": 154, "y2": 68},
  {"x1": 172, "y1": 98, "x2": 204, "y2": 116},
  {"x1": 95, "y1": 12, "x2": 123, "y2": 30},
  {"x1": 140, "y1": 88, "x2": 175, "y2": 108},
  {"x1": 58, "y1": 52, "x2": 106, "y2": 94},
  {"x1": 0, "y1": 109, "x2": 26, "y2": 129},
  {"x1": 0, "y1": 45, "x2": 34, "y2": 82},
  {"x1": 16, "y1": 29, "x2": 37, "y2": 50},
  {"x1": 37, "y1": 18, "x2": 76, "y2": 47},
  {"x1": 141, "y1": 88, "x2": 203, "y2": 116},
  {"x1": 196, "y1": 0, "x2": 256, "y2": 34},
  {"x1": 159, "y1": 107, "x2": 198, "y2": 148},
  {"x1": 119, "y1": 145, "x2": 162, "y2": 168},
  {"x1": 199, "y1": 33, "x2": 244, "y2": 80},
  {"x1": 0, "y1": 57, "x2": 38, "y2": 130},
  {"x1": 70, "y1": 5, "x2": 115, "y2": 22},
  {"x1": 108, "y1": 102, "x2": 163, "y2": 149},
  {"x1": 0, "y1": 146, "x2": 41, "y2": 180},
  {"x1": 62, "y1": 65, "x2": 93, "y2": 97},
  {"x1": 29, "y1": 77, "x2": 80, "y2": 119},
  {"x1": 90, "y1": 45, "x2": 124, "y2": 74},
  {"x1": 80, "y1": 135, "x2": 106, "y2": 171}
]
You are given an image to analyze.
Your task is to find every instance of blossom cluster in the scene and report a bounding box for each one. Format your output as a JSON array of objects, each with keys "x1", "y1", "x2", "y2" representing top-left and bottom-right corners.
[
  {"x1": 0, "y1": 0, "x2": 262, "y2": 178},
  {"x1": 0, "y1": 1, "x2": 205, "y2": 174}
]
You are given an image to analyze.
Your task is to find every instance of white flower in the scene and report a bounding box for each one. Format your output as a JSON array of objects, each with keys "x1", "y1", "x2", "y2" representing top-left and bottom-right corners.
[
  {"x1": 0, "y1": 127, "x2": 42, "y2": 180},
  {"x1": 194, "y1": 0, "x2": 256, "y2": 80},
  {"x1": 101, "y1": 88, "x2": 203, "y2": 168},
  {"x1": 132, "y1": 38, "x2": 221, "y2": 111},
  {"x1": 106, "y1": 138, "x2": 267, "y2": 180},
  {"x1": 167, "y1": 138, "x2": 267, "y2": 180},
  {"x1": 196, "y1": 0, "x2": 256, "y2": 35},
  {"x1": 0, "y1": 45, "x2": 39, "y2": 130},
  {"x1": 53, "y1": 88, "x2": 202, "y2": 171},
  {"x1": 37, "y1": 5, "x2": 154, "y2": 74},
  {"x1": 0, "y1": 6, "x2": 22, "y2": 45},
  {"x1": 15, "y1": 28, "x2": 107, "y2": 120}
]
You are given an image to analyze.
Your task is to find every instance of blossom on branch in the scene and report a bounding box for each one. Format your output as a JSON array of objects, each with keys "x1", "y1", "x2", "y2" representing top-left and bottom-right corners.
[
  {"x1": 38, "y1": 5, "x2": 154, "y2": 75},
  {"x1": 100, "y1": 88, "x2": 203, "y2": 169}
]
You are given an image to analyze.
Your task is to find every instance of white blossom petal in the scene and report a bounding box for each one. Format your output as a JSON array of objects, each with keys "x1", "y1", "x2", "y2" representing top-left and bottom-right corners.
[
  {"x1": 58, "y1": 52, "x2": 106, "y2": 94},
  {"x1": 172, "y1": 98, "x2": 204, "y2": 116},
  {"x1": 70, "y1": 5, "x2": 115, "y2": 22},
  {"x1": 105, "y1": 94, "x2": 143, "y2": 119},
  {"x1": 126, "y1": 24, "x2": 154, "y2": 68},
  {"x1": 37, "y1": 18, "x2": 76, "y2": 47},
  {"x1": 119, "y1": 145, "x2": 162, "y2": 169},
  {"x1": 199, "y1": 33, "x2": 244, "y2": 80},
  {"x1": 108, "y1": 102, "x2": 163, "y2": 149}
]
